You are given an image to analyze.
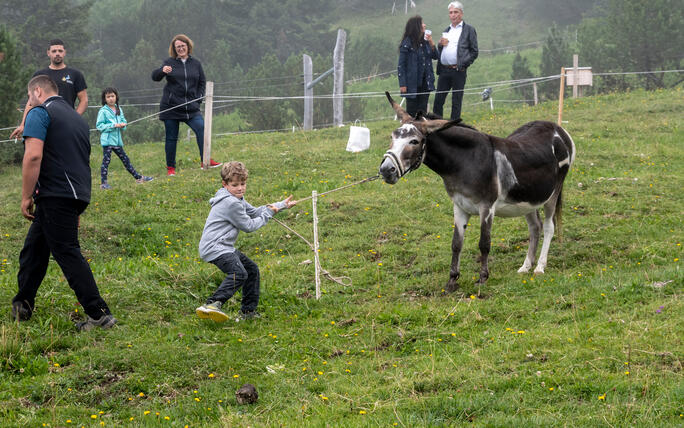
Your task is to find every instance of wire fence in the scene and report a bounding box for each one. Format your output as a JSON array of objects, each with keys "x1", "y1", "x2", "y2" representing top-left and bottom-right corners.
[{"x1": 2, "y1": 69, "x2": 682, "y2": 144}]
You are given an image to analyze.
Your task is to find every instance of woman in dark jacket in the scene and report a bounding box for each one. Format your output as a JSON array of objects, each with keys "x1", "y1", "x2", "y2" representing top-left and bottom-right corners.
[
  {"x1": 398, "y1": 16, "x2": 439, "y2": 118},
  {"x1": 152, "y1": 34, "x2": 220, "y2": 176}
]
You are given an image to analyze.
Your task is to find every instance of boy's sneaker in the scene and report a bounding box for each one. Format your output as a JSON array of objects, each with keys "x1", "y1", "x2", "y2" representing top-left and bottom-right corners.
[
  {"x1": 136, "y1": 175, "x2": 154, "y2": 184},
  {"x1": 100, "y1": 183, "x2": 112, "y2": 190},
  {"x1": 167, "y1": 167, "x2": 176, "y2": 176},
  {"x1": 76, "y1": 314, "x2": 117, "y2": 331},
  {"x1": 11, "y1": 300, "x2": 32, "y2": 321},
  {"x1": 196, "y1": 301, "x2": 229, "y2": 323},
  {"x1": 238, "y1": 310, "x2": 261, "y2": 320}
]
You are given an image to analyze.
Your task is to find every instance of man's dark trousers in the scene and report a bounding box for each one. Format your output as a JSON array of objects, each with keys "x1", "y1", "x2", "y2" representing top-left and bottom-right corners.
[
  {"x1": 433, "y1": 68, "x2": 467, "y2": 120},
  {"x1": 14, "y1": 197, "x2": 111, "y2": 319}
]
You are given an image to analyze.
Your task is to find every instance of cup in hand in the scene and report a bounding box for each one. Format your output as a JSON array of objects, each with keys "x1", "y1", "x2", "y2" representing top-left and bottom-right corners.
[{"x1": 424, "y1": 29, "x2": 432, "y2": 40}]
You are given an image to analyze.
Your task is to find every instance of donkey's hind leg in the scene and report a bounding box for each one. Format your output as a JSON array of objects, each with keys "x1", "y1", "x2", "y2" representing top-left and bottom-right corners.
[
  {"x1": 518, "y1": 210, "x2": 542, "y2": 273},
  {"x1": 534, "y1": 198, "x2": 558, "y2": 274}
]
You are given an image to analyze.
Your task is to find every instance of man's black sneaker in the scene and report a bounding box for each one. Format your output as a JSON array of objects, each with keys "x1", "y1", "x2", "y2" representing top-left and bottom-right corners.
[
  {"x1": 11, "y1": 300, "x2": 32, "y2": 321},
  {"x1": 76, "y1": 314, "x2": 117, "y2": 331}
]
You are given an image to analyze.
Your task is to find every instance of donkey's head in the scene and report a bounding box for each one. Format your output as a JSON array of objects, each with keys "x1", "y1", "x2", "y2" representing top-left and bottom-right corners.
[{"x1": 379, "y1": 92, "x2": 449, "y2": 184}]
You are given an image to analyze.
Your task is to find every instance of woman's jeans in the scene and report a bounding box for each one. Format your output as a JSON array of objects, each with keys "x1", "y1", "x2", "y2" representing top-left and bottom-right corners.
[
  {"x1": 207, "y1": 251, "x2": 260, "y2": 313},
  {"x1": 163, "y1": 115, "x2": 204, "y2": 168}
]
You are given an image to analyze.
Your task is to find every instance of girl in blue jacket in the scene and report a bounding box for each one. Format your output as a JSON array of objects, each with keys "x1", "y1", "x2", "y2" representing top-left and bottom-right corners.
[{"x1": 96, "y1": 87, "x2": 153, "y2": 189}]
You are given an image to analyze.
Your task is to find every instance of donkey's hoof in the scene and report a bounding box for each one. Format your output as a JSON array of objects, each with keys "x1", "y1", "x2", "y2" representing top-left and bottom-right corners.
[
  {"x1": 533, "y1": 267, "x2": 545, "y2": 275},
  {"x1": 517, "y1": 265, "x2": 531, "y2": 273},
  {"x1": 445, "y1": 279, "x2": 460, "y2": 293}
]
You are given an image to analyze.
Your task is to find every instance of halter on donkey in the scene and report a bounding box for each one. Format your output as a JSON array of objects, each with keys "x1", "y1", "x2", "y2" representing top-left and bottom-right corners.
[{"x1": 379, "y1": 92, "x2": 576, "y2": 290}]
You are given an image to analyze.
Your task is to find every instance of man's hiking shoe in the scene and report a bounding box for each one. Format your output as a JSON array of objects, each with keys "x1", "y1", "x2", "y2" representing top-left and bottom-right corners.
[
  {"x1": 76, "y1": 314, "x2": 117, "y2": 331},
  {"x1": 136, "y1": 175, "x2": 154, "y2": 184},
  {"x1": 11, "y1": 300, "x2": 32, "y2": 321},
  {"x1": 238, "y1": 310, "x2": 261, "y2": 321},
  {"x1": 196, "y1": 301, "x2": 229, "y2": 323}
]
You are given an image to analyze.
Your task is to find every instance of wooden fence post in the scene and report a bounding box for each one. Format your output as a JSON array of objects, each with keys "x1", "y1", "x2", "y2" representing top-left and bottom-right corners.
[
  {"x1": 202, "y1": 81, "x2": 214, "y2": 169},
  {"x1": 572, "y1": 54, "x2": 579, "y2": 98},
  {"x1": 557, "y1": 68, "x2": 565, "y2": 125},
  {"x1": 303, "y1": 54, "x2": 313, "y2": 131},
  {"x1": 333, "y1": 29, "x2": 346, "y2": 127},
  {"x1": 312, "y1": 191, "x2": 321, "y2": 299},
  {"x1": 533, "y1": 82, "x2": 538, "y2": 106}
]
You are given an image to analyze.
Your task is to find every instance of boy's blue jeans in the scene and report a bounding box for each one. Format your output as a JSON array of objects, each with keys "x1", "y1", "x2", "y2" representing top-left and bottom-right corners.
[
  {"x1": 163, "y1": 115, "x2": 204, "y2": 168},
  {"x1": 207, "y1": 251, "x2": 260, "y2": 313}
]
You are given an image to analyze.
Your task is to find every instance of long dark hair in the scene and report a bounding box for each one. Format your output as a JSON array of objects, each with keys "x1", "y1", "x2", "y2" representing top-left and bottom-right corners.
[
  {"x1": 400, "y1": 15, "x2": 424, "y2": 49},
  {"x1": 101, "y1": 87, "x2": 120, "y2": 115}
]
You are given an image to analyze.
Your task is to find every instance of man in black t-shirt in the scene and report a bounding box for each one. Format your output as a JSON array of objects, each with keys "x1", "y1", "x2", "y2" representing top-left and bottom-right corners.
[{"x1": 10, "y1": 39, "x2": 88, "y2": 139}]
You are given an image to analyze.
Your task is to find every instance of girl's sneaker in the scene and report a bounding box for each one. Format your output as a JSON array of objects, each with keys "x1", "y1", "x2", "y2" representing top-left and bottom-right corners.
[
  {"x1": 196, "y1": 301, "x2": 229, "y2": 322},
  {"x1": 100, "y1": 183, "x2": 112, "y2": 190},
  {"x1": 136, "y1": 176, "x2": 154, "y2": 184}
]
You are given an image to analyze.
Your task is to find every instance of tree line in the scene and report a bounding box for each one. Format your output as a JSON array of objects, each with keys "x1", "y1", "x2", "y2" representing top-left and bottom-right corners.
[
  {"x1": 511, "y1": 0, "x2": 683, "y2": 103},
  {"x1": 1, "y1": 0, "x2": 681, "y2": 137}
]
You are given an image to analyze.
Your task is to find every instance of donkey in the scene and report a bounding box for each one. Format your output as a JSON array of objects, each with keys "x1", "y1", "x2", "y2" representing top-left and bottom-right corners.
[{"x1": 379, "y1": 92, "x2": 575, "y2": 289}]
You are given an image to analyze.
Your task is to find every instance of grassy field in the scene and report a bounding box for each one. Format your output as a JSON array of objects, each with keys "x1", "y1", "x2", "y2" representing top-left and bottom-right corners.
[
  {"x1": 0, "y1": 88, "x2": 682, "y2": 427},
  {"x1": 337, "y1": 0, "x2": 547, "y2": 52}
]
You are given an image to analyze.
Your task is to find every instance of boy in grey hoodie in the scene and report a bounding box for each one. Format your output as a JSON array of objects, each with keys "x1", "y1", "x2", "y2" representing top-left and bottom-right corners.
[{"x1": 196, "y1": 161, "x2": 297, "y2": 322}]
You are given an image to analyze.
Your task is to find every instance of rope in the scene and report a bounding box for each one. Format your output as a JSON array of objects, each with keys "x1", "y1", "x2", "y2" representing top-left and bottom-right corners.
[
  {"x1": 271, "y1": 217, "x2": 351, "y2": 287},
  {"x1": 270, "y1": 175, "x2": 381, "y2": 287},
  {"x1": 296, "y1": 175, "x2": 380, "y2": 203}
]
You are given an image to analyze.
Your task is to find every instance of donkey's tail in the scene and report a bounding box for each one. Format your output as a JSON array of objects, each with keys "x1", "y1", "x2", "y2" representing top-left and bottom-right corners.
[{"x1": 554, "y1": 187, "x2": 563, "y2": 242}]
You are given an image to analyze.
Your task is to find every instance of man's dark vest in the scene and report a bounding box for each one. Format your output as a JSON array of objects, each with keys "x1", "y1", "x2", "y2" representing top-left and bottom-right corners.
[{"x1": 34, "y1": 96, "x2": 91, "y2": 203}]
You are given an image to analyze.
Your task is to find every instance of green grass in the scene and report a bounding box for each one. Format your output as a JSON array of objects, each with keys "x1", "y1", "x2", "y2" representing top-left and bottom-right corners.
[
  {"x1": 337, "y1": 0, "x2": 547, "y2": 51},
  {"x1": 0, "y1": 88, "x2": 682, "y2": 427}
]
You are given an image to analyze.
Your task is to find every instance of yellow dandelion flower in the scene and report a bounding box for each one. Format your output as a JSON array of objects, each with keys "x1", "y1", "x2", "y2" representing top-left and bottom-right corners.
[
  {"x1": 91, "y1": 415, "x2": 98, "y2": 419},
  {"x1": 208, "y1": 373, "x2": 215, "y2": 378},
  {"x1": 359, "y1": 410, "x2": 366, "y2": 415},
  {"x1": 598, "y1": 394, "x2": 605, "y2": 400},
  {"x1": 233, "y1": 374, "x2": 240, "y2": 378}
]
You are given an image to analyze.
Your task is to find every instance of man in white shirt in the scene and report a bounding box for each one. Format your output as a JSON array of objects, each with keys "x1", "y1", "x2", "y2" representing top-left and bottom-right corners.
[{"x1": 433, "y1": 1, "x2": 479, "y2": 121}]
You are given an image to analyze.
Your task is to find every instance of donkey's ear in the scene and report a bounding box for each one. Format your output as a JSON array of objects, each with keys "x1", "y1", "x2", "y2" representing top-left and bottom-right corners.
[
  {"x1": 414, "y1": 119, "x2": 450, "y2": 135},
  {"x1": 386, "y1": 91, "x2": 412, "y2": 123}
]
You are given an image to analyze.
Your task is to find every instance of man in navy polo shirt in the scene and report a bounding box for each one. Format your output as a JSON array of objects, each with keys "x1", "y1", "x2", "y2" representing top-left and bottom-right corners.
[{"x1": 11, "y1": 75, "x2": 116, "y2": 331}]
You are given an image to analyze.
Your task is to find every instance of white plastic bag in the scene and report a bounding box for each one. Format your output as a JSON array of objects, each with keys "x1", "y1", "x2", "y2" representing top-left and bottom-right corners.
[{"x1": 346, "y1": 120, "x2": 370, "y2": 152}]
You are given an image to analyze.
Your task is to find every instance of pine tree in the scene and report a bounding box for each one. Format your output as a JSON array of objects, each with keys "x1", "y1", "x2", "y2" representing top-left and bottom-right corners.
[
  {"x1": 0, "y1": 26, "x2": 27, "y2": 128},
  {"x1": 0, "y1": 26, "x2": 28, "y2": 167},
  {"x1": 539, "y1": 23, "x2": 570, "y2": 100},
  {"x1": 511, "y1": 53, "x2": 534, "y2": 105}
]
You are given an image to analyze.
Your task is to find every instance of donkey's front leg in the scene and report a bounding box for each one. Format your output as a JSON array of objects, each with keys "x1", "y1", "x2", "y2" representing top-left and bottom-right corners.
[
  {"x1": 446, "y1": 207, "x2": 470, "y2": 291},
  {"x1": 477, "y1": 205, "x2": 494, "y2": 283}
]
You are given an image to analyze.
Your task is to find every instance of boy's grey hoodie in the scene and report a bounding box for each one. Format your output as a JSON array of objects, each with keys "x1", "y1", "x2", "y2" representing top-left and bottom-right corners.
[{"x1": 198, "y1": 187, "x2": 287, "y2": 262}]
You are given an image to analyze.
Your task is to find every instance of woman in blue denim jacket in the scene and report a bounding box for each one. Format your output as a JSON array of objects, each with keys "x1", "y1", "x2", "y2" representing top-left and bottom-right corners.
[{"x1": 398, "y1": 15, "x2": 439, "y2": 118}]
